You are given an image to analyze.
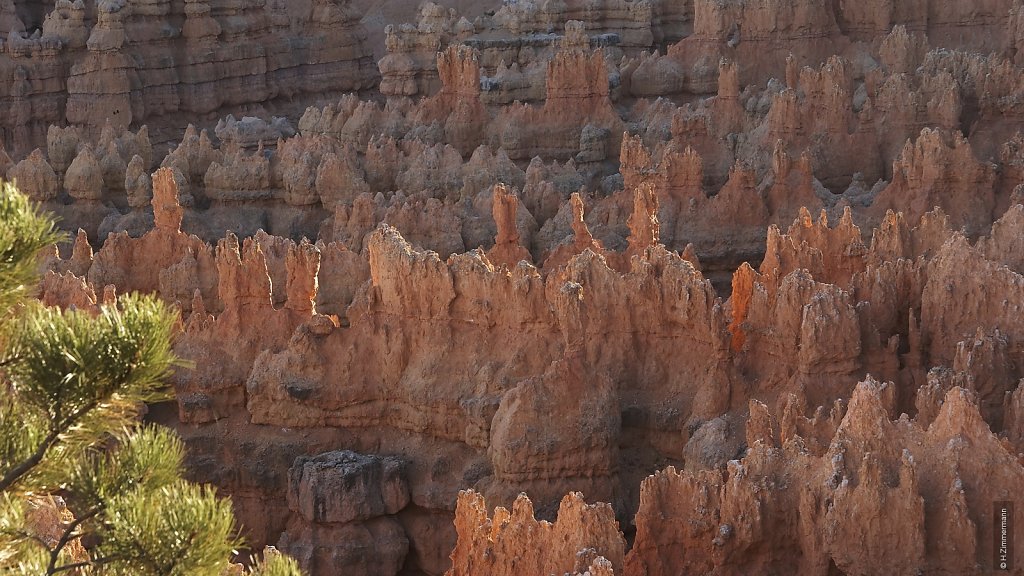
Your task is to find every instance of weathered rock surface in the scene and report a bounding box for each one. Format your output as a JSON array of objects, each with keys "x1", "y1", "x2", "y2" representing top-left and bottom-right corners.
[
  {"x1": 0, "y1": 0, "x2": 378, "y2": 153},
  {"x1": 23, "y1": 2, "x2": 1024, "y2": 575},
  {"x1": 288, "y1": 451, "x2": 409, "y2": 525},
  {"x1": 279, "y1": 451, "x2": 411, "y2": 575},
  {"x1": 624, "y1": 380, "x2": 1023, "y2": 576},
  {"x1": 447, "y1": 490, "x2": 625, "y2": 576}
]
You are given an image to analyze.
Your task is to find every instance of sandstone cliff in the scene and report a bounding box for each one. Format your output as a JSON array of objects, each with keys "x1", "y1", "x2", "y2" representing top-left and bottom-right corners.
[
  {"x1": 21, "y1": 2, "x2": 1024, "y2": 575},
  {"x1": 0, "y1": 0, "x2": 378, "y2": 153}
]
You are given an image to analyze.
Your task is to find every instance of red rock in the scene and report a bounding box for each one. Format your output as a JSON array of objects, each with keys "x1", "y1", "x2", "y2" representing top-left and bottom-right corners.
[
  {"x1": 485, "y1": 184, "x2": 532, "y2": 269},
  {"x1": 16, "y1": 4, "x2": 1024, "y2": 574},
  {"x1": 446, "y1": 490, "x2": 625, "y2": 576}
]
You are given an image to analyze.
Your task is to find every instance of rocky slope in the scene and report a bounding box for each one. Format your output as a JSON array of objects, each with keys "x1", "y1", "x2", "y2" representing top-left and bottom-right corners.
[
  {"x1": 17, "y1": 0, "x2": 1024, "y2": 574},
  {"x1": 0, "y1": 0, "x2": 378, "y2": 155}
]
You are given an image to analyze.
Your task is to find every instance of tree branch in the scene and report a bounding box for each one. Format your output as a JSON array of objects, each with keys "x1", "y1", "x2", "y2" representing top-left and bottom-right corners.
[
  {"x1": 0, "y1": 399, "x2": 99, "y2": 492},
  {"x1": 49, "y1": 554, "x2": 120, "y2": 574},
  {"x1": 45, "y1": 506, "x2": 102, "y2": 575},
  {"x1": 0, "y1": 427, "x2": 60, "y2": 492}
]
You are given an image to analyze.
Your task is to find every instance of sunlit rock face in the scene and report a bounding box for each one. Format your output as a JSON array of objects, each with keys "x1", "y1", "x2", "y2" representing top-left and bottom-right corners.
[{"x1": 26, "y1": 1, "x2": 1024, "y2": 574}]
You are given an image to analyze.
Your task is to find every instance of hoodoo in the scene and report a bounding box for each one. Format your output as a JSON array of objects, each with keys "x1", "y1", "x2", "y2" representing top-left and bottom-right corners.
[{"x1": 2, "y1": 0, "x2": 1024, "y2": 574}]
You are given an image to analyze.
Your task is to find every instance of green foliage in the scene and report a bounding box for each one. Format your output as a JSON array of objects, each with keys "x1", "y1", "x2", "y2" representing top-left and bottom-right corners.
[
  {"x1": 0, "y1": 396, "x2": 48, "y2": 489},
  {"x1": 0, "y1": 295, "x2": 180, "y2": 493},
  {"x1": 8, "y1": 294, "x2": 178, "y2": 410},
  {"x1": 98, "y1": 482, "x2": 242, "y2": 576},
  {"x1": 0, "y1": 182, "x2": 306, "y2": 575},
  {"x1": 249, "y1": 549, "x2": 305, "y2": 576},
  {"x1": 67, "y1": 426, "x2": 185, "y2": 507},
  {"x1": 0, "y1": 491, "x2": 48, "y2": 572},
  {"x1": 0, "y1": 181, "x2": 63, "y2": 319}
]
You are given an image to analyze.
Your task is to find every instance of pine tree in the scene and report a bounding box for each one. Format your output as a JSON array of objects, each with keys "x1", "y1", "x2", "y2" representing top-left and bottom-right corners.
[{"x1": 0, "y1": 182, "x2": 302, "y2": 575}]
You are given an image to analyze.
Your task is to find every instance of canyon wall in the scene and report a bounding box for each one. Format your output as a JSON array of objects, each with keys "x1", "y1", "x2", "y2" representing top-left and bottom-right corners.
[
  {"x1": 0, "y1": 0, "x2": 378, "y2": 155},
  {"x1": 17, "y1": 0, "x2": 1024, "y2": 574},
  {"x1": 40, "y1": 158, "x2": 1024, "y2": 574}
]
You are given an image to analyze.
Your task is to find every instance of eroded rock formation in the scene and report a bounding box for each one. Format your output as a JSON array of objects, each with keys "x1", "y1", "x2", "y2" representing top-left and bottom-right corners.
[
  {"x1": 0, "y1": 0, "x2": 378, "y2": 154},
  {"x1": 20, "y1": 1, "x2": 1024, "y2": 575}
]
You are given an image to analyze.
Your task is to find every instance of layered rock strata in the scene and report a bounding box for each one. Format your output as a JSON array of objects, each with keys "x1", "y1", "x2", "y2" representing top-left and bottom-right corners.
[
  {"x1": 0, "y1": 0, "x2": 377, "y2": 153},
  {"x1": 20, "y1": 2, "x2": 1024, "y2": 575},
  {"x1": 39, "y1": 158, "x2": 1024, "y2": 574}
]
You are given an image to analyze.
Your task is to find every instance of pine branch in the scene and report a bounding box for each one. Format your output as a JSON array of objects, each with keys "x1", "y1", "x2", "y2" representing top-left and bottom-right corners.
[
  {"x1": 47, "y1": 560, "x2": 91, "y2": 574},
  {"x1": 49, "y1": 553, "x2": 120, "y2": 574},
  {"x1": 0, "y1": 399, "x2": 98, "y2": 492},
  {"x1": 0, "y1": 428, "x2": 60, "y2": 493},
  {"x1": 0, "y1": 353, "x2": 22, "y2": 368},
  {"x1": 45, "y1": 506, "x2": 101, "y2": 575}
]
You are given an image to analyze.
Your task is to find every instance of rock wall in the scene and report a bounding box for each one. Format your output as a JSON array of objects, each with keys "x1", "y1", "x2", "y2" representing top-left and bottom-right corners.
[
  {"x1": 21, "y1": 2, "x2": 1024, "y2": 576},
  {"x1": 0, "y1": 0, "x2": 378, "y2": 155},
  {"x1": 39, "y1": 154, "x2": 1024, "y2": 574}
]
